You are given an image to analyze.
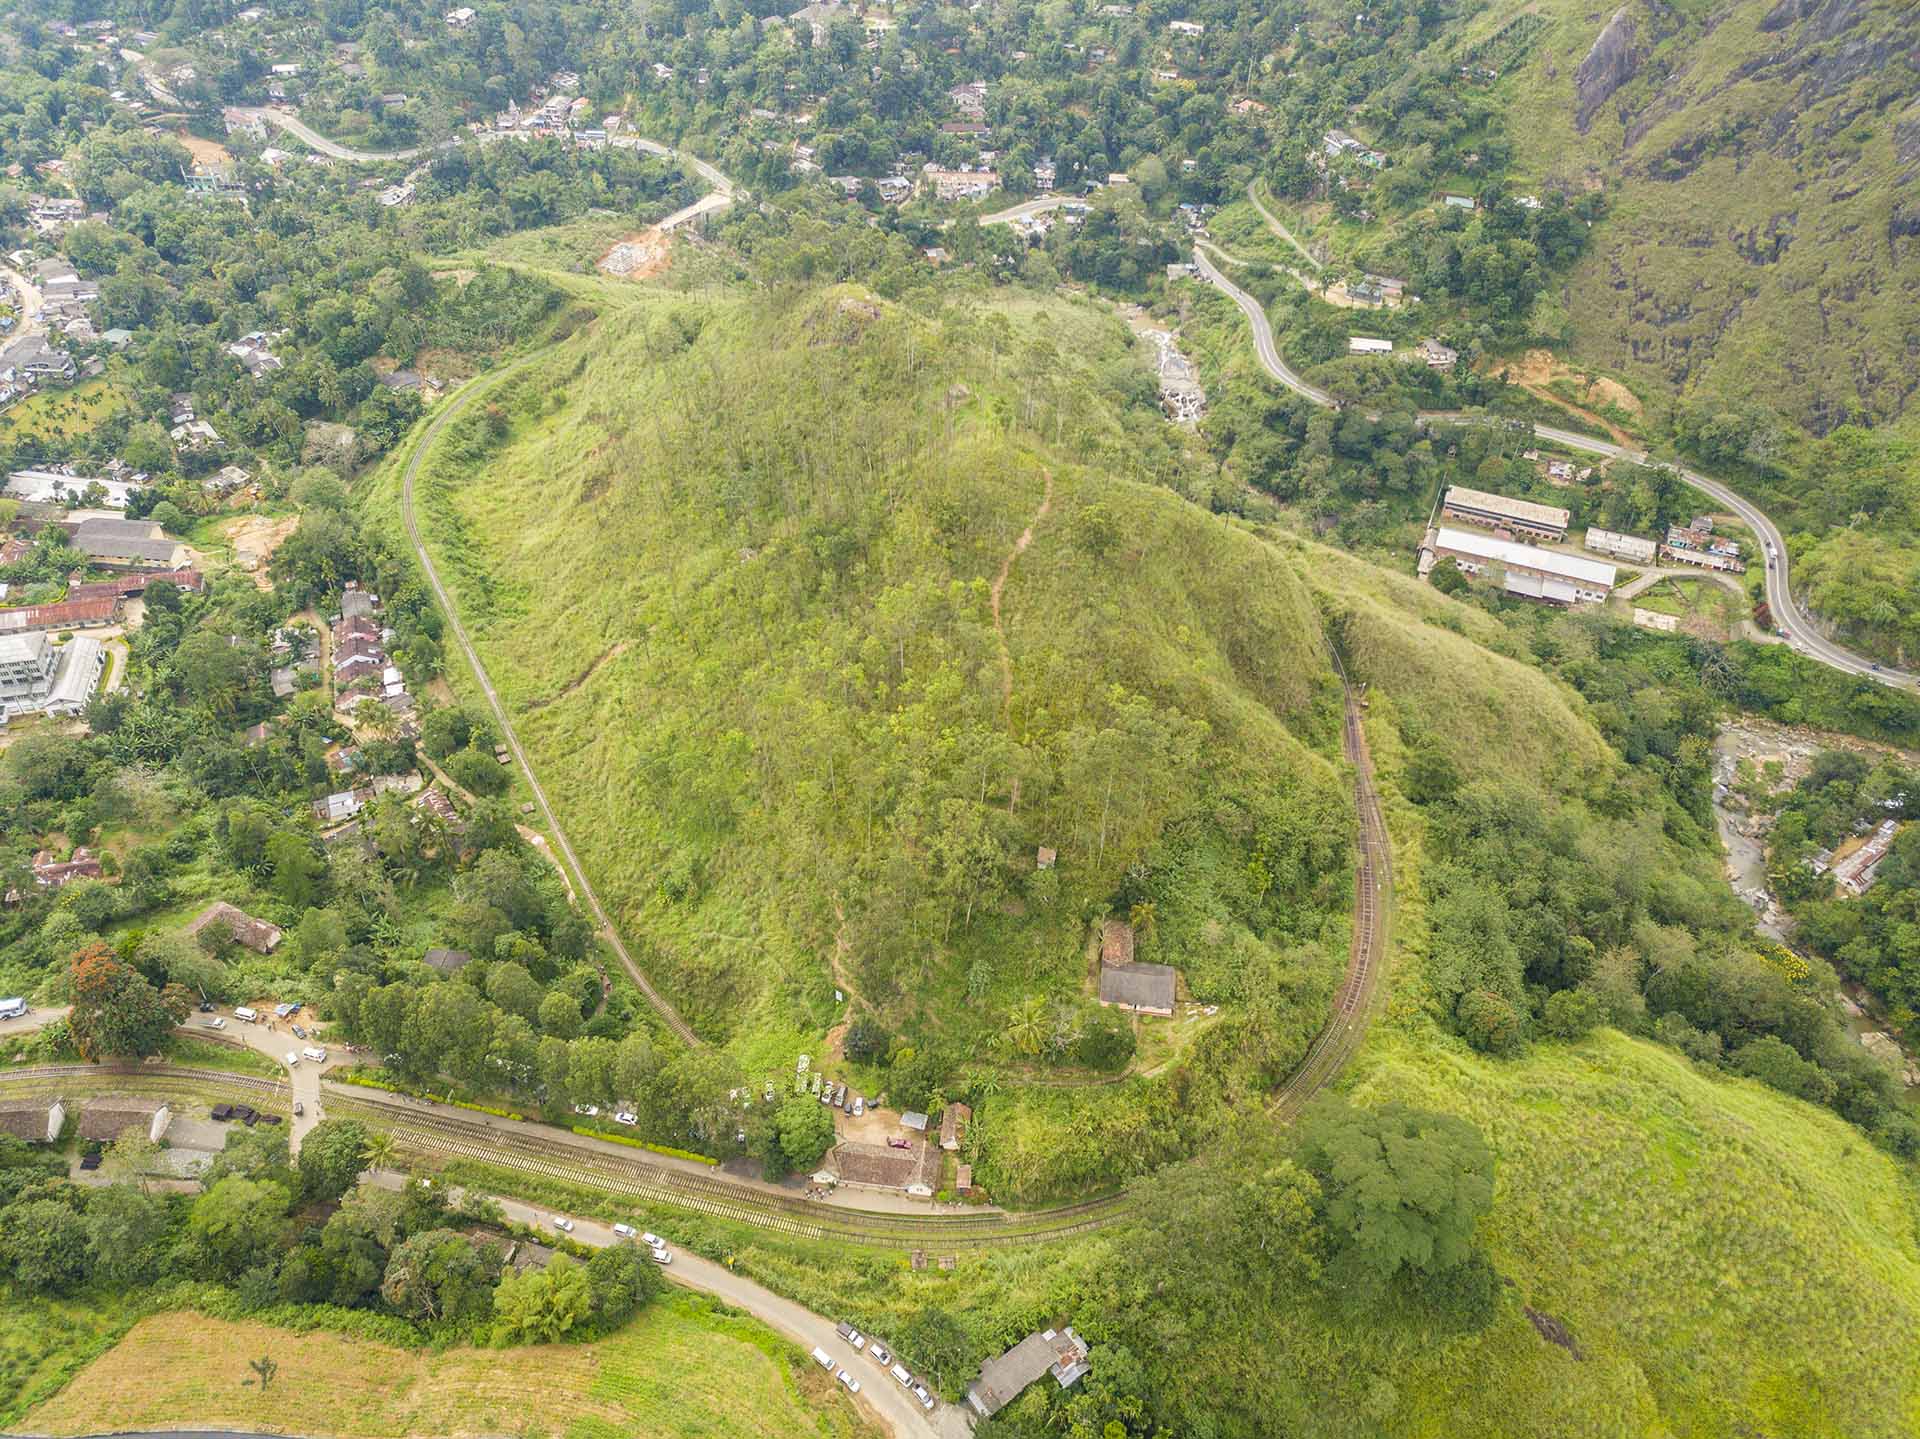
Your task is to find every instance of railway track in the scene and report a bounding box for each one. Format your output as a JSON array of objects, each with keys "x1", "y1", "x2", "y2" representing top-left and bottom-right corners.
[
  {"x1": 1272, "y1": 653, "x2": 1392, "y2": 1122},
  {"x1": 322, "y1": 1091, "x2": 1124, "y2": 1247}
]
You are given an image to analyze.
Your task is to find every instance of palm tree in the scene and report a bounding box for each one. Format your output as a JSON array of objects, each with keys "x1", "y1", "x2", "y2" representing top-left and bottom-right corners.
[
  {"x1": 1004, "y1": 995, "x2": 1048, "y2": 1058},
  {"x1": 363, "y1": 1130, "x2": 399, "y2": 1173}
]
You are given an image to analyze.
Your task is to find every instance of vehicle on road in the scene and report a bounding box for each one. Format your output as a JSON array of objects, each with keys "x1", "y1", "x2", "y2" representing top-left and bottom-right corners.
[
  {"x1": 302, "y1": 1046, "x2": 326, "y2": 1063},
  {"x1": 812, "y1": 1347, "x2": 834, "y2": 1369},
  {"x1": 551, "y1": 1216, "x2": 574, "y2": 1232},
  {"x1": 612, "y1": 1222, "x2": 636, "y2": 1239},
  {"x1": 650, "y1": 1245, "x2": 671, "y2": 1264},
  {"x1": 284, "y1": 1051, "x2": 299, "y2": 1067},
  {"x1": 641, "y1": 1231, "x2": 663, "y2": 1248},
  {"x1": 836, "y1": 1368, "x2": 861, "y2": 1394},
  {"x1": 205, "y1": 1017, "x2": 226, "y2": 1029},
  {"x1": 868, "y1": 1341, "x2": 891, "y2": 1365},
  {"x1": 292, "y1": 1024, "x2": 307, "y2": 1039},
  {"x1": 0, "y1": 997, "x2": 24, "y2": 1021},
  {"x1": 613, "y1": 1110, "x2": 637, "y2": 1125},
  {"x1": 292, "y1": 1100, "x2": 304, "y2": 1116},
  {"x1": 911, "y1": 1380, "x2": 935, "y2": 1410},
  {"x1": 233, "y1": 1006, "x2": 258, "y2": 1022}
]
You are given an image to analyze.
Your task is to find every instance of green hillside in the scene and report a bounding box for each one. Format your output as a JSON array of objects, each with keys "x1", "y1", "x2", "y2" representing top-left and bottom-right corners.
[
  {"x1": 1496, "y1": 0, "x2": 1918, "y2": 436},
  {"x1": 374, "y1": 284, "x2": 1359, "y2": 1197}
]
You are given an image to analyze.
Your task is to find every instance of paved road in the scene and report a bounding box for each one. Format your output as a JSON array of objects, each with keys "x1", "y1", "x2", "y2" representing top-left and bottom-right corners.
[
  {"x1": 238, "y1": 106, "x2": 430, "y2": 161},
  {"x1": 978, "y1": 194, "x2": 1078, "y2": 227},
  {"x1": 1193, "y1": 256, "x2": 1917, "y2": 690},
  {"x1": 1191, "y1": 244, "x2": 1334, "y2": 406},
  {"x1": 397, "y1": 362, "x2": 702, "y2": 1046}
]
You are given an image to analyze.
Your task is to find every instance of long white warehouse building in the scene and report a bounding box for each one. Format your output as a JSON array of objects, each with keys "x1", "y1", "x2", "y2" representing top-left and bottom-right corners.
[{"x1": 1424, "y1": 526, "x2": 1616, "y2": 604}]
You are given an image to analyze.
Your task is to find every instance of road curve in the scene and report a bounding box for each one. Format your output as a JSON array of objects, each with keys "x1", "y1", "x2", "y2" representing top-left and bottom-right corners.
[
  {"x1": 1193, "y1": 254, "x2": 1916, "y2": 690},
  {"x1": 397, "y1": 361, "x2": 703, "y2": 1046}
]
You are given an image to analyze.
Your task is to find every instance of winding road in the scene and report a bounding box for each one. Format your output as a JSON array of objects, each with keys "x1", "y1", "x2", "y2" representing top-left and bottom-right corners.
[{"x1": 1191, "y1": 251, "x2": 1916, "y2": 690}]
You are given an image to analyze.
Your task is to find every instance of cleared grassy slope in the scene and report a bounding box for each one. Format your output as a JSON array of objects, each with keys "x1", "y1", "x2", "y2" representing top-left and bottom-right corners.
[
  {"x1": 1493, "y1": 0, "x2": 1918, "y2": 435},
  {"x1": 20, "y1": 1294, "x2": 881, "y2": 1439}
]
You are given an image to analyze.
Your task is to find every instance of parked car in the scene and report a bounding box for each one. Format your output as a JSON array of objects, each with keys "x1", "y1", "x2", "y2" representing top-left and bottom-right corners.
[
  {"x1": 868, "y1": 1342, "x2": 891, "y2": 1366},
  {"x1": 818, "y1": 1082, "x2": 832, "y2": 1105},
  {"x1": 211, "y1": 1103, "x2": 234, "y2": 1121},
  {"x1": 889, "y1": 1363, "x2": 913, "y2": 1388},
  {"x1": 836, "y1": 1369, "x2": 861, "y2": 1394},
  {"x1": 291, "y1": 1024, "x2": 307, "y2": 1039},
  {"x1": 573, "y1": 1104, "x2": 599, "y2": 1117},
  {"x1": 197, "y1": 1001, "x2": 214, "y2": 1013},
  {"x1": 912, "y1": 1380, "x2": 935, "y2": 1410},
  {"x1": 301, "y1": 1047, "x2": 327, "y2": 1063},
  {"x1": 78, "y1": 1150, "x2": 102, "y2": 1171},
  {"x1": 840, "y1": 1089, "x2": 852, "y2": 1113},
  {"x1": 612, "y1": 1222, "x2": 637, "y2": 1239},
  {"x1": 292, "y1": 1101, "x2": 304, "y2": 1116},
  {"x1": 835, "y1": 1322, "x2": 864, "y2": 1350},
  {"x1": 551, "y1": 1216, "x2": 574, "y2": 1233},
  {"x1": 811, "y1": 1347, "x2": 834, "y2": 1370},
  {"x1": 284, "y1": 1051, "x2": 299, "y2": 1067},
  {"x1": 886, "y1": 1137, "x2": 911, "y2": 1150},
  {"x1": 205, "y1": 1017, "x2": 226, "y2": 1029},
  {"x1": 852, "y1": 1097, "x2": 864, "y2": 1118},
  {"x1": 650, "y1": 1245, "x2": 672, "y2": 1265},
  {"x1": 614, "y1": 1110, "x2": 637, "y2": 1125},
  {"x1": 641, "y1": 1232, "x2": 663, "y2": 1248}
]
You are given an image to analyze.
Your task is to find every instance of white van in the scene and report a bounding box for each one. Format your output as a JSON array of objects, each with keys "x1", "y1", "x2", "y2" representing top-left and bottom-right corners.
[
  {"x1": 612, "y1": 1222, "x2": 637, "y2": 1239},
  {"x1": 811, "y1": 1347, "x2": 834, "y2": 1370},
  {"x1": 889, "y1": 1363, "x2": 913, "y2": 1388},
  {"x1": 233, "y1": 1006, "x2": 259, "y2": 1022},
  {"x1": 0, "y1": 997, "x2": 27, "y2": 1021},
  {"x1": 302, "y1": 1047, "x2": 326, "y2": 1063},
  {"x1": 284, "y1": 1051, "x2": 299, "y2": 1067}
]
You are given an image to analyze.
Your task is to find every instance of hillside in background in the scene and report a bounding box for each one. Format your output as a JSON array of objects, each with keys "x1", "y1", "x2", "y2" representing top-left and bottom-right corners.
[{"x1": 1497, "y1": 0, "x2": 1918, "y2": 435}]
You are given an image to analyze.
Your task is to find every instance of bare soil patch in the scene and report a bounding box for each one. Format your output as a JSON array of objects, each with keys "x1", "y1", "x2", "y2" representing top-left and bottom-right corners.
[
  {"x1": 1496, "y1": 348, "x2": 1643, "y2": 415},
  {"x1": 599, "y1": 228, "x2": 671, "y2": 281},
  {"x1": 176, "y1": 132, "x2": 232, "y2": 167},
  {"x1": 224, "y1": 514, "x2": 298, "y2": 589}
]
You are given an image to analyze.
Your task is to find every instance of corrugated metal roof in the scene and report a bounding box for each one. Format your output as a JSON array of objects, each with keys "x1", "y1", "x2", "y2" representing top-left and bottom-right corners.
[
  {"x1": 1434, "y1": 528, "x2": 1615, "y2": 588},
  {"x1": 1443, "y1": 485, "x2": 1570, "y2": 531}
]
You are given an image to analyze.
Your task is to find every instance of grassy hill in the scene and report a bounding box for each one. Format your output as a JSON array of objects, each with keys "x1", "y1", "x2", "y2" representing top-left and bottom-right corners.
[
  {"x1": 371, "y1": 282, "x2": 1359, "y2": 1196},
  {"x1": 1493, "y1": 0, "x2": 1919, "y2": 436}
]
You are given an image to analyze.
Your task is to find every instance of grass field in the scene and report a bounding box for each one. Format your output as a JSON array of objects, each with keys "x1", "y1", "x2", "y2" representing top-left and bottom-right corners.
[
  {"x1": 21, "y1": 1294, "x2": 883, "y2": 1439},
  {"x1": 0, "y1": 377, "x2": 130, "y2": 443}
]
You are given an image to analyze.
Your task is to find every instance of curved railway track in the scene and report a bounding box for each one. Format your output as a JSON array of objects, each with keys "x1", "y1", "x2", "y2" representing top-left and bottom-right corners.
[{"x1": 0, "y1": 669, "x2": 1391, "y2": 1248}]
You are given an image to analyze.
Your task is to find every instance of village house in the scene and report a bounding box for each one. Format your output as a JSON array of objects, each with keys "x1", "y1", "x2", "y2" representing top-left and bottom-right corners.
[
  {"x1": 1833, "y1": 820, "x2": 1900, "y2": 896},
  {"x1": 1, "y1": 334, "x2": 77, "y2": 386},
  {"x1": 814, "y1": 1139, "x2": 942, "y2": 1197},
  {"x1": 939, "y1": 1102, "x2": 971, "y2": 1151},
  {"x1": 1417, "y1": 338, "x2": 1458, "y2": 369},
  {"x1": 0, "y1": 1099, "x2": 64, "y2": 1143},
  {"x1": 1440, "y1": 485, "x2": 1569, "y2": 543},
  {"x1": 921, "y1": 166, "x2": 1001, "y2": 202},
  {"x1": 185, "y1": 901, "x2": 283, "y2": 954},
  {"x1": 30, "y1": 847, "x2": 102, "y2": 889},
  {"x1": 446, "y1": 6, "x2": 476, "y2": 27},
  {"x1": 1660, "y1": 524, "x2": 1744, "y2": 574},
  {"x1": 1584, "y1": 527, "x2": 1656, "y2": 565},
  {"x1": 78, "y1": 1097, "x2": 171, "y2": 1144},
  {"x1": 967, "y1": 1327, "x2": 1091, "y2": 1418},
  {"x1": 1348, "y1": 336, "x2": 1393, "y2": 355}
]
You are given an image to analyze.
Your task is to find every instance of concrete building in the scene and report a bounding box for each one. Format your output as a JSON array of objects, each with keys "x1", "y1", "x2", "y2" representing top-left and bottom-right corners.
[
  {"x1": 1834, "y1": 820, "x2": 1900, "y2": 897},
  {"x1": 1348, "y1": 336, "x2": 1393, "y2": 355},
  {"x1": 1661, "y1": 524, "x2": 1744, "y2": 574},
  {"x1": 0, "y1": 631, "x2": 57, "y2": 708},
  {"x1": 1440, "y1": 485, "x2": 1569, "y2": 542},
  {"x1": 1584, "y1": 527, "x2": 1656, "y2": 565},
  {"x1": 1425, "y1": 526, "x2": 1615, "y2": 604}
]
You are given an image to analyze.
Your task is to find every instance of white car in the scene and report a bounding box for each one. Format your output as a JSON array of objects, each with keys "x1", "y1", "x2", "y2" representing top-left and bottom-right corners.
[
  {"x1": 205, "y1": 1017, "x2": 226, "y2": 1029},
  {"x1": 650, "y1": 1245, "x2": 672, "y2": 1265},
  {"x1": 574, "y1": 1104, "x2": 599, "y2": 1117},
  {"x1": 641, "y1": 1232, "x2": 663, "y2": 1248},
  {"x1": 284, "y1": 1051, "x2": 299, "y2": 1067},
  {"x1": 612, "y1": 1222, "x2": 637, "y2": 1239},
  {"x1": 868, "y1": 1342, "x2": 891, "y2": 1366},
  {"x1": 852, "y1": 1097, "x2": 864, "y2": 1118},
  {"x1": 912, "y1": 1382, "x2": 934, "y2": 1410},
  {"x1": 847, "y1": 1330, "x2": 866, "y2": 1352},
  {"x1": 836, "y1": 1369, "x2": 861, "y2": 1394},
  {"x1": 551, "y1": 1216, "x2": 574, "y2": 1233},
  {"x1": 614, "y1": 1110, "x2": 637, "y2": 1125}
]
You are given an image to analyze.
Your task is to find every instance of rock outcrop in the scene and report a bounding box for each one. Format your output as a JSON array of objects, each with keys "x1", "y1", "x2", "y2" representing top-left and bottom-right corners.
[{"x1": 1574, "y1": 7, "x2": 1639, "y2": 132}]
